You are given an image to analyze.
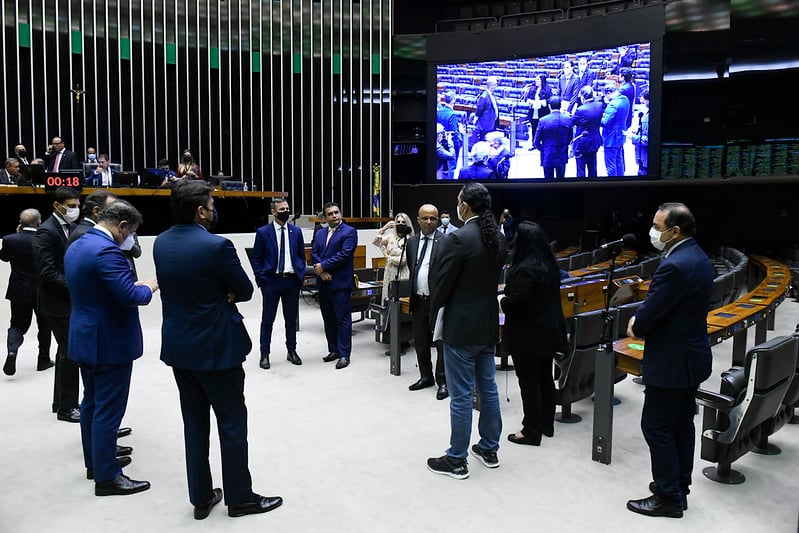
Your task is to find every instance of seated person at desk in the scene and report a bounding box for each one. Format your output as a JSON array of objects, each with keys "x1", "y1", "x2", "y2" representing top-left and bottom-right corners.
[
  {"x1": 0, "y1": 158, "x2": 23, "y2": 186},
  {"x1": 156, "y1": 158, "x2": 179, "y2": 187},
  {"x1": 177, "y1": 150, "x2": 202, "y2": 180},
  {"x1": 86, "y1": 155, "x2": 115, "y2": 187}
]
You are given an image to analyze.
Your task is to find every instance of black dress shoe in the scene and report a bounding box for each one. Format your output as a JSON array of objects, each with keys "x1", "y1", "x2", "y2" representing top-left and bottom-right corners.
[
  {"x1": 117, "y1": 427, "x2": 132, "y2": 438},
  {"x1": 507, "y1": 433, "x2": 541, "y2": 446},
  {"x1": 195, "y1": 488, "x2": 223, "y2": 520},
  {"x1": 57, "y1": 408, "x2": 80, "y2": 423},
  {"x1": 95, "y1": 474, "x2": 151, "y2": 496},
  {"x1": 116, "y1": 445, "x2": 133, "y2": 457},
  {"x1": 626, "y1": 494, "x2": 683, "y2": 518},
  {"x1": 259, "y1": 354, "x2": 270, "y2": 370},
  {"x1": 408, "y1": 378, "x2": 435, "y2": 391},
  {"x1": 36, "y1": 356, "x2": 55, "y2": 371},
  {"x1": 335, "y1": 357, "x2": 350, "y2": 369},
  {"x1": 3, "y1": 354, "x2": 16, "y2": 376},
  {"x1": 436, "y1": 383, "x2": 449, "y2": 400},
  {"x1": 287, "y1": 350, "x2": 302, "y2": 365},
  {"x1": 87, "y1": 456, "x2": 132, "y2": 480},
  {"x1": 228, "y1": 494, "x2": 283, "y2": 517},
  {"x1": 649, "y1": 482, "x2": 688, "y2": 510},
  {"x1": 322, "y1": 352, "x2": 339, "y2": 363}
]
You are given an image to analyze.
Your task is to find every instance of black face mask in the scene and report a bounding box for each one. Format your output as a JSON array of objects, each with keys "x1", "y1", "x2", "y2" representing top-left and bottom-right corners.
[
  {"x1": 183, "y1": 154, "x2": 192, "y2": 162},
  {"x1": 17, "y1": 150, "x2": 26, "y2": 158},
  {"x1": 275, "y1": 211, "x2": 290, "y2": 223}
]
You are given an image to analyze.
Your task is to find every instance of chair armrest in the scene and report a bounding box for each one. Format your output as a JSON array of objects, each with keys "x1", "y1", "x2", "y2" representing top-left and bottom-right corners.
[{"x1": 696, "y1": 388, "x2": 736, "y2": 410}]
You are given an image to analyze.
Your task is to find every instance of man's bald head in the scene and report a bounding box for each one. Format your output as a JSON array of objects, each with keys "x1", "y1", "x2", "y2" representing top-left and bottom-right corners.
[
  {"x1": 19, "y1": 208, "x2": 41, "y2": 228},
  {"x1": 417, "y1": 203, "x2": 439, "y2": 236}
]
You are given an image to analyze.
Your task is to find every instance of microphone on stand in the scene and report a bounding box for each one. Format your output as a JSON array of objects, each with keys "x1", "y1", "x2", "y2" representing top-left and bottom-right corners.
[{"x1": 599, "y1": 233, "x2": 636, "y2": 250}]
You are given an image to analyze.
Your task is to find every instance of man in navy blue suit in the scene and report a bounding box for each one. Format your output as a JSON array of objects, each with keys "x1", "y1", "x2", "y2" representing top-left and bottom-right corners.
[
  {"x1": 626, "y1": 202, "x2": 713, "y2": 518},
  {"x1": 154, "y1": 180, "x2": 282, "y2": 519},
  {"x1": 311, "y1": 201, "x2": 357, "y2": 369},
  {"x1": 65, "y1": 200, "x2": 157, "y2": 496},
  {"x1": 252, "y1": 197, "x2": 306, "y2": 369},
  {"x1": 533, "y1": 96, "x2": 573, "y2": 179}
]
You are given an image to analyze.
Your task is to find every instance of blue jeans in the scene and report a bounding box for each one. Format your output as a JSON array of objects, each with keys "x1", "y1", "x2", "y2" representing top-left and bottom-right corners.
[{"x1": 443, "y1": 343, "x2": 502, "y2": 461}]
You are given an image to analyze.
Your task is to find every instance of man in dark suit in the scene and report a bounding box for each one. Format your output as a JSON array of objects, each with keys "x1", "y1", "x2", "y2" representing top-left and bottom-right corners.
[
  {"x1": 0, "y1": 158, "x2": 23, "y2": 185},
  {"x1": 626, "y1": 202, "x2": 713, "y2": 519},
  {"x1": 154, "y1": 180, "x2": 282, "y2": 520},
  {"x1": 534, "y1": 96, "x2": 573, "y2": 179},
  {"x1": 46, "y1": 136, "x2": 82, "y2": 172},
  {"x1": 571, "y1": 86, "x2": 604, "y2": 178},
  {"x1": 311, "y1": 201, "x2": 357, "y2": 369},
  {"x1": 65, "y1": 200, "x2": 157, "y2": 496},
  {"x1": 557, "y1": 60, "x2": 579, "y2": 112},
  {"x1": 406, "y1": 204, "x2": 447, "y2": 400},
  {"x1": 427, "y1": 183, "x2": 506, "y2": 479},
  {"x1": 68, "y1": 190, "x2": 118, "y2": 244},
  {"x1": 86, "y1": 154, "x2": 116, "y2": 187},
  {"x1": 1, "y1": 209, "x2": 53, "y2": 376},
  {"x1": 457, "y1": 142, "x2": 496, "y2": 181},
  {"x1": 473, "y1": 77, "x2": 499, "y2": 141},
  {"x1": 251, "y1": 197, "x2": 306, "y2": 370},
  {"x1": 437, "y1": 92, "x2": 462, "y2": 177},
  {"x1": 601, "y1": 81, "x2": 631, "y2": 177},
  {"x1": 32, "y1": 187, "x2": 81, "y2": 422},
  {"x1": 574, "y1": 57, "x2": 597, "y2": 105},
  {"x1": 12, "y1": 144, "x2": 31, "y2": 169}
]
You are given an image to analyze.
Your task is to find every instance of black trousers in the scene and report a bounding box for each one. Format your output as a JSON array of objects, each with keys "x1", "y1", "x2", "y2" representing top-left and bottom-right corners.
[
  {"x1": 49, "y1": 316, "x2": 79, "y2": 413},
  {"x1": 511, "y1": 355, "x2": 555, "y2": 439},
  {"x1": 410, "y1": 295, "x2": 445, "y2": 385},
  {"x1": 7, "y1": 300, "x2": 51, "y2": 356}
]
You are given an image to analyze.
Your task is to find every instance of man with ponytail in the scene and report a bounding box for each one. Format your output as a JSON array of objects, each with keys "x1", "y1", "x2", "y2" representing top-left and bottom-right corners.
[{"x1": 426, "y1": 183, "x2": 506, "y2": 479}]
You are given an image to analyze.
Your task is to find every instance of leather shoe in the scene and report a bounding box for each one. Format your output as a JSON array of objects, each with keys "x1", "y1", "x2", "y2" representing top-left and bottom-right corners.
[
  {"x1": 95, "y1": 474, "x2": 151, "y2": 496},
  {"x1": 228, "y1": 494, "x2": 283, "y2": 517},
  {"x1": 194, "y1": 488, "x2": 223, "y2": 520},
  {"x1": 649, "y1": 482, "x2": 688, "y2": 510},
  {"x1": 259, "y1": 354, "x2": 270, "y2": 370},
  {"x1": 57, "y1": 408, "x2": 80, "y2": 423},
  {"x1": 287, "y1": 350, "x2": 302, "y2": 365},
  {"x1": 508, "y1": 432, "x2": 541, "y2": 446},
  {"x1": 36, "y1": 356, "x2": 55, "y2": 371},
  {"x1": 87, "y1": 456, "x2": 132, "y2": 480},
  {"x1": 3, "y1": 354, "x2": 16, "y2": 376},
  {"x1": 626, "y1": 494, "x2": 683, "y2": 518},
  {"x1": 335, "y1": 357, "x2": 350, "y2": 369},
  {"x1": 322, "y1": 352, "x2": 339, "y2": 363},
  {"x1": 408, "y1": 378, "x2": 435, "y2": 391},
  {"x1": 436, "y1": 383, "x2": 449, "y2": 400},
  {"x1": 118, "y1": 427, "x2": 132, "y2": 438},
  {"x1": 116, "y1": 445, "x2": 133, "y2": 457}
]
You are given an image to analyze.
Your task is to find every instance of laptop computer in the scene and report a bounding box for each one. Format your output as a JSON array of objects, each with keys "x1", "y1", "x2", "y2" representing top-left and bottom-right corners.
[
  {"x1": 139, "y1": 168, "x2": 168, "y2": 188},
  {"x1": 113, "y1": 171, "x2": 139, "y2": 188}
]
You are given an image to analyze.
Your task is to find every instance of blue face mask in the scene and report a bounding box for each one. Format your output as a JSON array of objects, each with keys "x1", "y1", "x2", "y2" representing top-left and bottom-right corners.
[
  {"x1": 88, "y1": 153, "x2": 97, "y2": 162},
  {"x1": 441, "y1": 217, "x2": 450, "y2": 226}
]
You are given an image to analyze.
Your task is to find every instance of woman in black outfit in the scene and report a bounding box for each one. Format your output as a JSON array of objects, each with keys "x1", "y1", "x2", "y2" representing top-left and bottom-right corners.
[{"x1": 500, "y1": 221, "x2": 567, "y2": 445}]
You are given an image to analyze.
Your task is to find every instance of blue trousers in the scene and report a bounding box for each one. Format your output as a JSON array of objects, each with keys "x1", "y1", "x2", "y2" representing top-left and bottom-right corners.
[
  {"x1": 443, "y1": 343, "x2": 502, "y2": 460},
  {"x1": 318, "y1": 287, "x2": 352, "y2": 358},
  {"x1": 259, "y1": 275, "x2": 301, "y2": 355},
  {"x1": 79, "y1": 362, "x2": 132, "y2": 483}
]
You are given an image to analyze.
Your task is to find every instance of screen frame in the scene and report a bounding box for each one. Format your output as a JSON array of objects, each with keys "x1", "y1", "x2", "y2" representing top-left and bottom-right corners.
[{"x1": 426, "y1": 5, "x2": 666, "y2": 183}]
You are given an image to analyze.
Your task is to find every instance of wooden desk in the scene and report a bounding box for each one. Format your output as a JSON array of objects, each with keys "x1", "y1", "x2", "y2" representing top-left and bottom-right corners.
[
  {"x1": 304, "y1": 244, "x2": 366, "y2": 269},
  {"x1": 556, "y1": 246, "x2": 579, "y2": 259},
  {"x1": 0, "y1": 186, "x2": 287, "y2": 198},
  {"x1": 567, "y1": 249, "x2": 637, "y2": 278}
]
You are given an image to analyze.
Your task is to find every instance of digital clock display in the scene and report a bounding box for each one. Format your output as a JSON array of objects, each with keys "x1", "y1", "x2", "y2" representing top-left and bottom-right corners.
[{"x1": 44, "y1": 173, "x2": 83, "y2": 192}]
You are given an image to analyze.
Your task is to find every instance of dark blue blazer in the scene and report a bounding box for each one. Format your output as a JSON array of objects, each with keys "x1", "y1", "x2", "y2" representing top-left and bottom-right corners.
[
  {"x1": 86, "y1": 167, "x2": 116, "y2": 187},
  {"x1": 154, "y1": 224, "x2": 254, "y2": 371},
  {"x1": 572, "y1": 100, "x2": 604, "y2": 154},
  {"x1": 534, "y1": 110, "x2": 573, "y2": 168},
  {"x1": 474, "y1": 90, "x2": 498, "y2": 134},
  {"x1": 310, "y1": 222, "x2": 357, "y2": 292},
  {"x1": 251, "y1": 222, "x2": 306, "y2": 286},
  {"x1": 64, "y1": 228, "x2": 152, "y2": 366},
  {"x1": 0, "y1": 228, "x2": 39, "y2": 305},
  {"x1": 632, "y1": 238, "x2": 714, "y2": 388}
]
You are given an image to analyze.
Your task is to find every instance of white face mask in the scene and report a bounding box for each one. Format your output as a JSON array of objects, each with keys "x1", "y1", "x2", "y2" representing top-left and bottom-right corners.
[
  {"x1": 120, "y1": 233, "x2": 135, "y2": 251},
  {"x1": 88, "y1": 154, "x2": 97, "y2": 162},
  {"x1": 440, "y1": 217, "x2": 449, "y2": 226},
  {"x1": 456, "y1": 202, "x2": 466, "y2": 223},
  {"x1": 63, "y1": 206, "x2": 80, "y2": 223},
  {"x1": 649, "y1": 227, "x2": 671, "y2": 251}
]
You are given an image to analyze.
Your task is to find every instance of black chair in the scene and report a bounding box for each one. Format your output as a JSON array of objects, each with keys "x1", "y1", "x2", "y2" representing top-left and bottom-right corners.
[
  {"x1": 640, "y1": 256, "x2": 661, "y2": 279},
  {"x1": 615, "y1": 301, "x2": 643, "y2": 339},
  {"x1": 753, "y1": 329, "x2": 799, "y2": 454},
  {"x1": 697, "y1": 335, "x2": 798, "y2": 484},
  {"x1": 709, "y1": 273, "x2": 733, "y2": 310},
  {"x1": 554, "y1": 308, "x2": 619, "y2": 423}
]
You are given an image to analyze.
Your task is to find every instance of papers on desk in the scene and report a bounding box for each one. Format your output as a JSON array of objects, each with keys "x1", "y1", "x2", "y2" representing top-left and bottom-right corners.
[{"x1": 433, "y1": 306, "x2": 445, "y2": 342}]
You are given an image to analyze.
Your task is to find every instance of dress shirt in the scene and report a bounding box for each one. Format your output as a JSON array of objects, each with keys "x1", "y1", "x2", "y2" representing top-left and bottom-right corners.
[
  {"x1": 415, "y1": 234, "x2": 433, "y2": 296},
  {"x1": 273, "y1": 221, "x2": 294, "y2": 274}
]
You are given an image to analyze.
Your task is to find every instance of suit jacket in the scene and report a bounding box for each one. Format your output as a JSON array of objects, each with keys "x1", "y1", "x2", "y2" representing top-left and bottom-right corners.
[
  {"x1": 430, "y1": 218, "x2": 505, "y2": 346},
  {"x1": 310, "y1": 222, "x2": 357, "y2": 292},
  {"x1": 0, "y1": 228, "x2": 39, "y2": 305},
  {"x1": 251, "y1": 222, "x2": 307, "y2": 286},
  {"x1": 64, "y1": 228, "x2": 152, "y2": 366},
  {"x1": 154, "y1": 224, "x2": 254, "y2": 371},
  {"x1": 601, "y1": 94, "x2": 630, "y2": 148},
  {"x1": 500, "y1": 256, "x2": 566, "y2": 359},
  {"x1": 572, "y1": 100, "x2": 604, "y2": 154},
  {"x1": 558, "y1": 74, "x2": 579, "y2": 107},
  {"x1": 632, "y1": 238, "x2": 713, "y2": 388},
  {"x1": 534, "y1": 110, "x2": 573, "y2": 167},
  {"x1": 86, "y1": 167, "x2": 116, "y2": 187},
  {"x1": 46, "y1": 149, "x2": 82, "y2": 172},
  {"x1": 32, "y1": 214, "x2": 73, "y2": 317},
  {"x1": 458, "y1": 162, "x2": 496, "y2": 180},
  {"x1": 406, "y1": 230, "x2": 442, "y2": 296},
  {"x1": 0, "y1": 169, "x2": 20, "y2": 185},
  {"x1": 474, "y1": 89, "x2": 498, "y2": 134},
  {"x1": 67, "y1": 219, "x2": 96, "y2": 246},
  {"x1": 619, "y1": 81, "x2": 636, "y2": 129}
]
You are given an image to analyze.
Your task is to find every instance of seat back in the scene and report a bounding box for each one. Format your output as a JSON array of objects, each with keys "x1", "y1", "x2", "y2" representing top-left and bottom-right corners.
[
  {"x1": 615, "y1": 301, "x2": 643, "y2": 338},
  {"x1": 555, "y1": 309, "x2": 616, "y2": 397}
]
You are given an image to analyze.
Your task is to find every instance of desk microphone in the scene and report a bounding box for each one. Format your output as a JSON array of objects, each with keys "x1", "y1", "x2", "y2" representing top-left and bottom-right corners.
[{"x1": 599, "y1": 233, "x2": 636, "y2": 250}]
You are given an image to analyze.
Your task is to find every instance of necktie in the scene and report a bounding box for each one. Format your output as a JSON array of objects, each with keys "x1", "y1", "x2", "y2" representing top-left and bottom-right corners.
[
  {"x1": 53, "y1": 152, "x2": 62, "y2": 172},
  {"x1": 416, "y1": 236, "x2": 429, "y2": 270},
  {"x1": 326, "y1": 227, "x2": 334, "y2": 246},
  {"x1": 278, "y1": 227, "x2": 286, "y2": 273}
]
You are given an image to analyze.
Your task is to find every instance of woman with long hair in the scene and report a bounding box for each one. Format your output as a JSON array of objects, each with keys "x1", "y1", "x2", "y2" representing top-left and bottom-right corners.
[
  {"x1": 500, "y1": 221, "x2": 566, "y2": 445},
  {"x1": 372, "y1": 212, "x2": 414, "y2": 304},
  {"x1": 177, "y1": 149, "x2": 202, "y2": 180}
]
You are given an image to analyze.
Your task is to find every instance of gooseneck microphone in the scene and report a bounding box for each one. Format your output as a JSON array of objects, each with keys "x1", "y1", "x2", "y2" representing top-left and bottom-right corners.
[{"x1": 599, "y1": 233, "x2": 636, "y2": 250}]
